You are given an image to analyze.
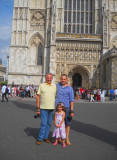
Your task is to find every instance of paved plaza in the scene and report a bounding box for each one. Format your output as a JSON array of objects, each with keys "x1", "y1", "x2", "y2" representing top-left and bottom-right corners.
[{"x1": 0, "y1": 97, "x2": 117, "y2": 160}]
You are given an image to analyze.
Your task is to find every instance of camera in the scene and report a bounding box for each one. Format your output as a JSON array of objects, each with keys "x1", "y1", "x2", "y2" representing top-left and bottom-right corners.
[
  {"x1": 67, "y1": 115, "x2": 72, "y2": 121},
  {"x1": 34, "y1": 114, "x2": 40, "y2": 118}
]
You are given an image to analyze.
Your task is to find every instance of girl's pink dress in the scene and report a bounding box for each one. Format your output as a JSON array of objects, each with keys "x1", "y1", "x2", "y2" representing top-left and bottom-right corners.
[{"x1": 52, "y1": 112, "x2": 66, "y2": 139}]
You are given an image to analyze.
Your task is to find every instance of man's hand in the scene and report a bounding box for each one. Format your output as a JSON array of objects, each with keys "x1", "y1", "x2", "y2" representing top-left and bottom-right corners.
[
  {"x1": 36, "y1": 108, "x2": 40, "y2": 115},
  {"x1": 36, "y1": 94, "x2": 40, "y2": 115}
]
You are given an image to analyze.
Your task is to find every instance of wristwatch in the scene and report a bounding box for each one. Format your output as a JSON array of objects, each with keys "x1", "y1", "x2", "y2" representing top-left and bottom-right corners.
[
  {"x1": 70, "y1": 110, "x2": 74, "y2": 113},
  {"x1": 36, "y1": 107, "x2": 40, "y2": 112}
]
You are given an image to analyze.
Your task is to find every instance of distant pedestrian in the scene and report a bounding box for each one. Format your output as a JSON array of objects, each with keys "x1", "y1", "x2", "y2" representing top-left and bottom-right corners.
[
  {"x1": 1, "y1": 85, "x2": 8, "y2": 102},
  {"x1": 90, "y1": 92, "x2": 94, "y2": 102},
  {"x1": 100, "y1": 90, "x2": 105, "y2": 102},
  {"x1": 20, "y1": 84, "x2": 25, "y2": 100},
  {"x1": 109, "y1": 89, "x2": 114, "y2": 101},
  {"x1": 96, "y1": 89, "x2": 100, "y2": 101},
  {"x1": 30, "y1": 85, "x2": 34, "y2": 98},
  {"x1": 87, "y1": 91, "x2": 91, "y2": 102},
  {"x1": 114, "y1": 88, "x2": 117, "y2": 100}
]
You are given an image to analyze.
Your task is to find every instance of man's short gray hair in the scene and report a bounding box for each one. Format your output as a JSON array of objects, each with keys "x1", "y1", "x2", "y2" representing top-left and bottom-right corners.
[
  {"x1": 60, "y1": 74, "x2": 68, "y2": 78},
  {"x1": 46, "y1": 73, "x2": 53, "y2": 78}
]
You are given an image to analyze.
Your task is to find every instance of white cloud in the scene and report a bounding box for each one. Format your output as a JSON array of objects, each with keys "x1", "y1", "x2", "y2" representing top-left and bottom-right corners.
[
  {"x1": 0, "y1": 25, "x2": 12, "y2": 40},
  {"x1": 0, "y1": 47, "x2": 9, "y2": 66}
]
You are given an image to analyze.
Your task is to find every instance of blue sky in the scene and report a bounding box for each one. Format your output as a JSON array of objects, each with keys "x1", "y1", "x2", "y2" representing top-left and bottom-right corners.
[{"x1": 0, "y1": 0, "x2": 14, "y2": 66}]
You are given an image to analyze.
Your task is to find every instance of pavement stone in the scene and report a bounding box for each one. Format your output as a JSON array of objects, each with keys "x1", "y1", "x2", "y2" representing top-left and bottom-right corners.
[{"x1": 0, "y1": 97, "x2": 117, "y2": 160}]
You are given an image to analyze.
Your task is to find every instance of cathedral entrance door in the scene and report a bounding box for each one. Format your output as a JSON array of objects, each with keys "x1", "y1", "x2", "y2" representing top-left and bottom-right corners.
[{"x1": 72, "y1": 73, "x2": 82, "y2": 90}]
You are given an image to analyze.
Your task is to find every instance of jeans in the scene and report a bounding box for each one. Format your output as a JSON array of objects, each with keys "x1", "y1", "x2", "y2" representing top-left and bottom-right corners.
[
  {"x1": 110, "y1": 94, "x2": 113, "y2": 101},
  {"x1": 2, "y1": 93, "x2": 8, "y2": 102},
  {"x1": 38, "y1": 109, "x2": 53, "y2": 141}
]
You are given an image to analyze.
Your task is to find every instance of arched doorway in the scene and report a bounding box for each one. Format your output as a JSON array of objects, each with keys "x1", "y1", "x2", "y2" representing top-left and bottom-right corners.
[
  {"x1": 68, "y1": 65, "x2": 90, "y2": 89},
  {"x1": 72, "y1": 73, "x2": 82, "y2": 90}
]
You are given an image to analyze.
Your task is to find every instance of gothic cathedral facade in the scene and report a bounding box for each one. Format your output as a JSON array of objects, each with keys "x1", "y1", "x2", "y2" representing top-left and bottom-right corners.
[{"x1": 8, "y1": 0, "x2": 117, "y2": 89}]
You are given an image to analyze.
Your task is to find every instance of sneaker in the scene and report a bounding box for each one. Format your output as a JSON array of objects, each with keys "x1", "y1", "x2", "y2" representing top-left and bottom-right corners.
[{"x1": 36, "y1": 140, "x2": 42, "y2": 145}]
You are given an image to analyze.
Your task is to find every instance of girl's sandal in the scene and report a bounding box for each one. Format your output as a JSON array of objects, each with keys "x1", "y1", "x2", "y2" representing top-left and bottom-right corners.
[
  {"x1": 53, "y1": 141, "x2": 58, "y2": 146},
  {"x1": 63, "y1": 143, "x2": 66, "y2": 148},
  {"x1": 66, "y1": 142, "x2": 71, "y2": 145}
]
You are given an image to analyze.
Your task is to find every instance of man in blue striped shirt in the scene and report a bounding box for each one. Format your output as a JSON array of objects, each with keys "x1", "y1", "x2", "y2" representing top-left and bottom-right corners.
[{"x1": 56, "y1": 74, "x2": 74, "y2": 145}]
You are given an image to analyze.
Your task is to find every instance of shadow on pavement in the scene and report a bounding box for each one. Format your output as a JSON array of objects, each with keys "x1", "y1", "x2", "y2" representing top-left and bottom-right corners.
[
  {"x1": 71, "y1": 120, "x2": 117, "y2": 149},
  {"x1": 13, "y1": 101, "x2": 35, "y2": 112},
  {"x1": 24, "y1": 127, "x2": 54, "y2": 142}
]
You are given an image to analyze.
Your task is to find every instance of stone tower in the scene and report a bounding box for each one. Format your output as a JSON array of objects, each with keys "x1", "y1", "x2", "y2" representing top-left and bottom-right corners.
[{"x1": 8, "y1": 0, "x2": 117, "y2": 89}]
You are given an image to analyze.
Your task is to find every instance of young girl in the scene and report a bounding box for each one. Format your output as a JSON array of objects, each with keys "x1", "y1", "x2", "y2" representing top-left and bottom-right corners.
[{"x1": 52, "y1": 103, "x2": 66, "y2": 147}]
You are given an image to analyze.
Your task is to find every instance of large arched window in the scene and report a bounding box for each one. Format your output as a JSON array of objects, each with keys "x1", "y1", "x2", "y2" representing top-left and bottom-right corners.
[
  {"x1": 64, "y1": 0, "x2": 93, "y2": 34},
  {"x1": 37, "y1": 44, "x2": 43, "y2": 65}
]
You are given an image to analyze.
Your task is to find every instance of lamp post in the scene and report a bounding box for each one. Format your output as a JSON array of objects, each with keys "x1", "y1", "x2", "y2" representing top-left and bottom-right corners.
[
  {"x1": 96, "y1": 69, "x2": 99, "y2": 89},
  {"x1": 6, "y1": 56, "x2": 9, "y2": 84}
]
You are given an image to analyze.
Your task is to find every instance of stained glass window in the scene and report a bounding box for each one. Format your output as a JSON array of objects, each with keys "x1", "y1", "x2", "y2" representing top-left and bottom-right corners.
[
  {"x1": 37, "y1": 44, "x2": 43, "y2": 65},
  {"x1": 64, "y1": 24, "x2": 67, "y2": 32},
  {"x1": 73, "y1": 0, "x2": 76, "y2": 10},
  {"x1": 68, "y1": 24, "x2": 71, "y2": 32},
  {"x1": 73, "y1": 12, "x2": 76, "y2": 23},
  {"x1": 64, "y1": 0, "x2": 93, "y2": 34}
]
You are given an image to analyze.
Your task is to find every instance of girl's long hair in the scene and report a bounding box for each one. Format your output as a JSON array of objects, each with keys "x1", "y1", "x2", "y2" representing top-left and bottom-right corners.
[{"x1": 56, "y1": 103, "x2": 66, "y2": 112}]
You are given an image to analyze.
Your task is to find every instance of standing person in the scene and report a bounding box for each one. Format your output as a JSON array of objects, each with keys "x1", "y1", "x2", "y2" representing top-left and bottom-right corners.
[
  {"x1": 30, "y1": 84, "x2": 34, "y2": 98},
  {"x1": 1, "y1": 84, "x2": 8, "y2": 102},
  {"x1": 109, "y1": 89, "x2": 114, "y2": 101},
  {"x1": 16, "y1": 86, "x2": 19, "y2": 97},
  {"x1": 52, "y1": 103, "x2": 66, "y2": 147},
  {"x1": 75, "y1": 90, "x2": 79, "y2": 101},
  {"x1": 36, "y1": 73, "x2": 56, "y2": 145},
  {"x1": 56, "y1": 74, "x2": 74, "y2": 145},
  {"x1": 8, "y1": 86, "x2": 11, "y2": 98},
  {"x1": 114, "y1": 88, "x2": 117, "y2": 100},
  {"x1": 11, "y1": 86, "x2": 15, "y2": 98},
  {"x1": 93, "y1": 88, "x2": 97, "y2": 101},
  {"x1": 96, "y1": 89, "x2": 100, "y2": 101},
  {"x1": 100, "y1": 89, "x2": 105, "y2": 102},
  {"x1": 90, "y1": 92, "x2": 94, "y2": 102},
  {"x1": 20, "y1": 84, "x2": 25, "y2": 100},
  {"x1": 87, "y1": 90, "x2": 91, "y2": 102}
]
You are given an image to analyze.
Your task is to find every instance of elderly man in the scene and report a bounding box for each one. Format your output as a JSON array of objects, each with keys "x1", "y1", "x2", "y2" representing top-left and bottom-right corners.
[
  {"x1": 36, "y1": 73, "x2": 56, "y2": 145},
  {"x1": 56, "y1": 74, "x2": 74, "y2": 145}
]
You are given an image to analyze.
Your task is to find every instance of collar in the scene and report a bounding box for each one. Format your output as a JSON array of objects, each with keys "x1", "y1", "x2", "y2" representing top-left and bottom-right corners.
[
  {"x1": 45, "y1": 83, "x2": 53, "y2": 86},
  {"x1": 58, "y1": 82, "x2": 68, "y2": 88}
]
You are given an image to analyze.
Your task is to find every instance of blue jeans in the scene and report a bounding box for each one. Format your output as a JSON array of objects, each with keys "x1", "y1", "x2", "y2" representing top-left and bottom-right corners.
[{"x1": 38, "y1": 109, "x2": 53, "y2": 141}]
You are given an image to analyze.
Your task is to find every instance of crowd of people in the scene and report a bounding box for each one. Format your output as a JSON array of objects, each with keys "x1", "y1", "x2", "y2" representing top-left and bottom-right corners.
[
  {"x1": 75, "y1": 88, "x2": 117, "y2": 102},
  {"x1": 0, "y1": 84, "x2": 37, "y2": 102}
]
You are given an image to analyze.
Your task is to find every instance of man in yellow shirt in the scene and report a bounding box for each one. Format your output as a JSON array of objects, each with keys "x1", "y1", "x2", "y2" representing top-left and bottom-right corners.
[{"x1": 36, "y1": 73, "x2": 56, "y2": 145}]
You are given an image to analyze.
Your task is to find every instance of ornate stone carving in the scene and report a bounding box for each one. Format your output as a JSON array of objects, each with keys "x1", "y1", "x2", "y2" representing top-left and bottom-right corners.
[
  {"x1": 61, "y1": 64, "x2": 64, "y2": 73},
  {"x1": 30, "y1": 11, "x2": 45, "y2": 30},
  {"x1": 103, "y1": 10, "x2": 109, "y2": 47},
  {"x1": 111, "y1": 14, "x2": 117, "y2": 29},
  {"x1": 55, "y1": 41, "x2": 101, "y2": 63},
  {"x1": 58, "y1": 9, "x2": 62, "y2": 20},
  {"x1": 51, "y1": 1, "x2": 56, "y2": 42}
]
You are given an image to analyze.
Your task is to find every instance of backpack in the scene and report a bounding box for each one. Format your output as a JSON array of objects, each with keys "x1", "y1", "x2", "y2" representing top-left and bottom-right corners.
[{"x1": 5, "y1": 87, "x2": 9, "y2": 93}]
